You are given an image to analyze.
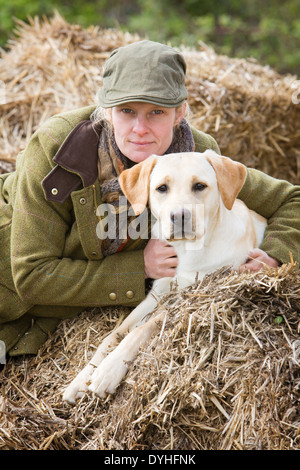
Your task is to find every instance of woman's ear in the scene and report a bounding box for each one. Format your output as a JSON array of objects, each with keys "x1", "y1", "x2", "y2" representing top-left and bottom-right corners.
[
  {"x1": 104, "y1": 107, "x2": 112, "y2": 123},
  {"x1": 174, "y1": 101, "x2": 188, "y2": 126}
]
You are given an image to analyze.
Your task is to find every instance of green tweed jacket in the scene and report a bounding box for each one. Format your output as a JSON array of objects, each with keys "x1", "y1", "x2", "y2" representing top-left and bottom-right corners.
[{"x1": 0, "y1": 106, "x2": 299, "y2": 355}]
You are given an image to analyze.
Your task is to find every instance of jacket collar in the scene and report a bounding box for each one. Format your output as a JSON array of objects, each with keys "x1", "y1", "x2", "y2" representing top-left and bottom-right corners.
[
  {"x1": 42, "y1": 120, "x2": 100, "y2": 203},
  {"x1": 53, "y1": 120, "x2": 100, "y2": 186}
]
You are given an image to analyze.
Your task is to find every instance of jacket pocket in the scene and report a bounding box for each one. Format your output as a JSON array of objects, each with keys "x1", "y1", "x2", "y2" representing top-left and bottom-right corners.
[{"x1": 71, "y1": 185, "x2": 104, "y2": 260}]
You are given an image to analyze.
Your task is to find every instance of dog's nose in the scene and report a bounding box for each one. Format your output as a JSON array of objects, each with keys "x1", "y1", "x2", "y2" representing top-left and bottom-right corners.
[{"x1": 170, "y1": 208, "x2": 191, "y2": 225}]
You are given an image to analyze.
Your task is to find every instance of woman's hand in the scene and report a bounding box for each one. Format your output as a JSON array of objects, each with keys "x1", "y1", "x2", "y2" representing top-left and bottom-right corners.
[
  {"x1": 144, "y1": 242, "x2": 279, "y2": 280},
  {"x1": 144, "y1": 239, "x2": 178, "y2": 279},
  {"x1": 239, "y1": 248, "x2": 279, "y2": 273}
]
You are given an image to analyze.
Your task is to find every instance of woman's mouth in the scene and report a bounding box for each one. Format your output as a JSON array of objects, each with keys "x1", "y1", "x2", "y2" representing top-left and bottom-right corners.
[{"x1": 130, "y1": 141, "x2": 153, "y2": 147}]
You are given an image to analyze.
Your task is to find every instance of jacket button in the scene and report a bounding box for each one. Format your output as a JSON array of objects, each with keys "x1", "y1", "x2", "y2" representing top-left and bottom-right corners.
[
  {"x1": 109, "y1": 292, "x2": 117, "y2": 301},
  {"x1": 51, "y1": 188, "x2": 58, "y2": 196},
  {"x1": 79, "y1": 197, "x2": 86, "y2": 205},
  {"x1": 126, "y1": 290, "x2": 134, "y2": 299}
]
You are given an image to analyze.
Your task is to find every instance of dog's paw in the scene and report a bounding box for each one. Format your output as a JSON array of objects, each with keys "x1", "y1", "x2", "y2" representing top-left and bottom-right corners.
[
  {"x1": 88, "y1": 353, "x2": 129, "y2": 398},
  {"x1": 62, "y1": 365, "x2": 94, "y2": 404}
]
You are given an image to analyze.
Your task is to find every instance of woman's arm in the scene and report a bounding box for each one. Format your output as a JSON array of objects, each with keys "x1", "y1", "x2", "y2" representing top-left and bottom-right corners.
[
  {"x1": 10, "y1": 119, "x2": 146, "y2": 308},
  {"x1": 238, "y1": 168, "x2": 300, "y2": 266}
]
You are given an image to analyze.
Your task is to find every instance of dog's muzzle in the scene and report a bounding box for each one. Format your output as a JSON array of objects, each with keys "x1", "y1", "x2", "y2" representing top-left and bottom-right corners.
[{"x1": 169, "y1": 208, "x2": 195, "y2": 240}]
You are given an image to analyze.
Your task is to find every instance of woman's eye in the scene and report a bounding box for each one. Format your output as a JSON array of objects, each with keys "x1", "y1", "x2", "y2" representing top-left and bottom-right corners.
[
  {"x1": 193, "y1": 183, "x2": 207, "y2": 192},
  {"x1": 156, "y1": 184, "x2": 168, "y2": 192},
  {"x1": 152, "y1": 109, "x2": 163, "y2": 115},
  {"x1": 121, "y1": 108, "x2": 133, "y2": 114}
]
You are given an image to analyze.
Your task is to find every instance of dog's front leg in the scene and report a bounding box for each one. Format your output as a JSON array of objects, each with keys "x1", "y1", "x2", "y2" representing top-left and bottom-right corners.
[
  {"x1": 89, "y1": 309, "x2": 166, "y2": 398},
  {"x1": 62, "y1": 301, "x2": 155, "y2": 404},
  {"x1": 62, "y1": 328, "x2": 122, "y2": 404},
  {"x1": 63, "y1": 278, "x2": 171, "y2": 403},
  {"x1": 88, "y1": 278, "x2": 173, "y2": 398}
]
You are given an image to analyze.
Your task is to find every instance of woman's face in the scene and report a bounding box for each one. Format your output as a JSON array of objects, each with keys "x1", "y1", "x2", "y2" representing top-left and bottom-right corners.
[{"x1": 109, "y1": 102, "x2": 186, "y2": 163}]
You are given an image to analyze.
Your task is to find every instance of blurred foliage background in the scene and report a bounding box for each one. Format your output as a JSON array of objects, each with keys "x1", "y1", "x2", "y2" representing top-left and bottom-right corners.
[{"x1": 0, "y1": 0, "x2": 299, "y2": 75}]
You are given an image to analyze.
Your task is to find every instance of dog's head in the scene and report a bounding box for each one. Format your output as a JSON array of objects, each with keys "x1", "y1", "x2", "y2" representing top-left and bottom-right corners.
[{"x1": 119, "y1": 150, "x2": 246, "y2": 241}]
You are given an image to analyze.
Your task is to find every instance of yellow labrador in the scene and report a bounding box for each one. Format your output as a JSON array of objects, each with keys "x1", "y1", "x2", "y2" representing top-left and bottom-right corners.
[{"x1": 63, "y1": 151, "x2": 266, "y2": 404}]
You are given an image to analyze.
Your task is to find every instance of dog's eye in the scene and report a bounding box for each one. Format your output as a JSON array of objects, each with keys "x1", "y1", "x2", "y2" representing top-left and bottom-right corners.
[
  {"x1": 193, "y1": 183, "x2": 207, "y2": 192},
  {"x1": 156, "y1": 184, "x2": 168, "y2": 193}
]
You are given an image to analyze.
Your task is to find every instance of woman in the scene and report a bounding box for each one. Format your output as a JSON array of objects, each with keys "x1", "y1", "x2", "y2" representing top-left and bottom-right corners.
[{"x1": 0, "y1": 40, "x2": 299, "y2": 356}]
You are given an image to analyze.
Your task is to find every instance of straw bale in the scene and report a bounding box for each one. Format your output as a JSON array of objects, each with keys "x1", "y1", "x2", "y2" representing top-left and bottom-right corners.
[
  {"x1": 184, "y1": 45, "x2": 300, "y2": 184},
  {"x1": 0, "y1": 12, "x2": 138, "y2": 173},
  {"x1": 0, "y1": 12, "x2": 299, "y2": 182},
  {"x1": 1, "y1": 263, "x2": 299, "y2": 450}
]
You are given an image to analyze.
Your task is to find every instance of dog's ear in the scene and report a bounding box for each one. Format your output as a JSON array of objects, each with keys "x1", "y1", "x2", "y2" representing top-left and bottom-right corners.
[
  {"x1": 119, "y1": 155, "x2": 158, "y2": 215},
  {"x1": 205, "y1": 151, "x2": 247, "y2": 210}
]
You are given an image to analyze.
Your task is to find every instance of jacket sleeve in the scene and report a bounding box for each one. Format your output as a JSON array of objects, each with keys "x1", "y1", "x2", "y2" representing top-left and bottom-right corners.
[
  {"x1": 10, "y1": 117, "x2": 146, "y2": 308},
  {"x1": 238, "y1": 168, "x2": 300, "y2": 265}
]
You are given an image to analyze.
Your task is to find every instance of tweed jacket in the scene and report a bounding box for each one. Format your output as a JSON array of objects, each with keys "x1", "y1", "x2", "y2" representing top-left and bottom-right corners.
[{"x1": 1, "y1": 105, "x2": 299, "y2": 355}]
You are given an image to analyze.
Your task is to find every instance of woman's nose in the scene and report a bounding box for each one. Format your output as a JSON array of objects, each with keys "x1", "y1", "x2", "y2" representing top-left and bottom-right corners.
[{"x1": 132, "y1": 116, "x2": 149, "y2": 135}]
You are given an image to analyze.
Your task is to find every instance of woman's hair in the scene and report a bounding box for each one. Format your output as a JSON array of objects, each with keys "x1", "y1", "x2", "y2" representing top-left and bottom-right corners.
[
  {"x1": 90, "y1": 105, "x2": 110, "y2": 126},
  {"x1": 90, "y1": 105, "x2": 112, "y2": 134}
]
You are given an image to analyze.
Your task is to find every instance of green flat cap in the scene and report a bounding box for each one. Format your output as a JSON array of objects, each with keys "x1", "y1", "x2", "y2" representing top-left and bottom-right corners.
[{"x1": 98, "y1": 40, "x2": 188, "y2": 108}]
